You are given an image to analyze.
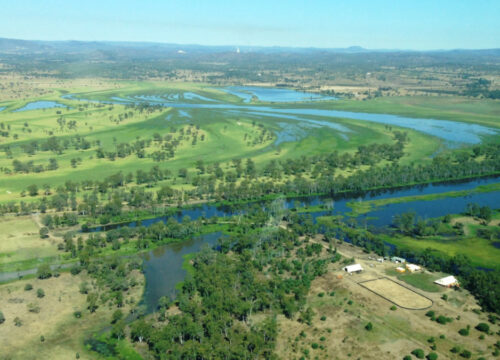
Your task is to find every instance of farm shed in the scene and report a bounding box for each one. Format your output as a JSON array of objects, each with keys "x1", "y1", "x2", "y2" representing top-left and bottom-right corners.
[
  {"x1": 343, "y1": 264, "x2": 363, "y2": 273},
  {"x1": 434, "y1": 275, "x2": 459, "y2": 287},
  {"x1": 406, "y1": 264, "x2": 421, "y2": 272}
]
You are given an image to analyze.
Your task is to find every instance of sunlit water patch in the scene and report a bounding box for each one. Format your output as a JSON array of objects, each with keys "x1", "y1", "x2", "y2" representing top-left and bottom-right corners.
[
  {"x1": 183, "y1": 92, "x2": 216, "y2": 102},
  {"x1": 220, "y1": 86, "x2": 337, "y2": 103},
  {"x1": 13, "y1": 101, "x2": 69, "y2": 112}
]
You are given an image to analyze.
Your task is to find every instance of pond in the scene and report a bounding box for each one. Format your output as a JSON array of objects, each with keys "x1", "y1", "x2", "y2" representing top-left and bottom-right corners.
[
  {"x1": 13, "y1": 101, "x2": 69, "y2": 112},
  {"x1": 140, "y1": 232, "x2": 222, "y2": 312}
]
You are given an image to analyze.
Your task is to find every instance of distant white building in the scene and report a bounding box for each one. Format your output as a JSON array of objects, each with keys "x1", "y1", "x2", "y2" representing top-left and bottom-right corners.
[
  {"x1": 406, "y1": 264, "x2": 421, "y2": 272},
  {"x1": 434, "y1": 275, "x2": 459, "y2": 287},
  {"x1": 343, "y1": 264, "x2": 363, "y2": 273}
]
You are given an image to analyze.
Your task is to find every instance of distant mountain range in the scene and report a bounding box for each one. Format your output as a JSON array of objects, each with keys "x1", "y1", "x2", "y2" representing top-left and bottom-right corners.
[{"x1": 0, "y1": 37, "x2": 498, "y2": 56}]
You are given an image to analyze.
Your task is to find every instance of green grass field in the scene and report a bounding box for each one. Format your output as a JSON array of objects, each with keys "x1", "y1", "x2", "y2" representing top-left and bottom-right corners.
[{"x1": 0, "y1": 81, "x2": 459, "y2": 204}]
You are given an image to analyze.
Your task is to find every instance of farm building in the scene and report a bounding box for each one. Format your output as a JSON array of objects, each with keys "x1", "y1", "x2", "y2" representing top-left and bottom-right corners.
[
  {"x1": 406, "y1": 264, "x2": 421, "y2": 272},
  {"x1": 434, "y1": 275, "x2": 459, "y2": 288},
  {"x1": 343, "y1": 264, "x2": 363, "y2": 274},
  {"x1": 391, "y1": 256, "x2": 406, "y2": 263},
  {"x1": 395, "y1": 266, "x2": 406, "y2": 273}
]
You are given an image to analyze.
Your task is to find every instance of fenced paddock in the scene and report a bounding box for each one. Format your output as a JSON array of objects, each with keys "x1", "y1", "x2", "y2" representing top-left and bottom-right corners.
[{"x1": 359, "y1": 277, "x2": 433, "y2": 310}]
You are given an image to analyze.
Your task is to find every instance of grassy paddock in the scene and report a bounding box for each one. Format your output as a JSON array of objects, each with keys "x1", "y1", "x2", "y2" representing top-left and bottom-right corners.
[{"x1": 0, "y1": 271, "x2": 144, "y2": 359}]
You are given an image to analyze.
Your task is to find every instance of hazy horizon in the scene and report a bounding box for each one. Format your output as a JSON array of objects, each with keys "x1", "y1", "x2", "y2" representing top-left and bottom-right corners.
[{"x1": 1, "y1": 0, "x2": 499, "y2": 51}]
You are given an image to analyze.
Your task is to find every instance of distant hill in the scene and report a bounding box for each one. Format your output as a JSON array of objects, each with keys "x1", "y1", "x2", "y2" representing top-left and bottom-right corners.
[
  {"x1": 1, "y1": 37, "x2": 498, "y2": 56},
  {"x1": 0, "y1": 37, "x2": 498, "y2": 80}
]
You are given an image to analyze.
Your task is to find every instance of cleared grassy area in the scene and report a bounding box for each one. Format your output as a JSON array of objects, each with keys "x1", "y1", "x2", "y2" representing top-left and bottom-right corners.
[
  {"x1": 385, "y1": 268, "x2": 444, "y2": 293},
  {"x1": 0, "y1": 215, "x2": 61, "y2": 272},
  {"x1": 382, "y1": 233, "x2": 500, "y2": 270},
  {"x1": 0, "y1": 271, "x2": 144, "y2": 359},
  {"x1": 296, "y1": 95, "x2": 500, "y2": 129}
]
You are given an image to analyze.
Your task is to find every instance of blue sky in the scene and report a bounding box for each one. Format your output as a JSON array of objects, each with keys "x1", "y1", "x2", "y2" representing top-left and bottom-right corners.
[{"x1": 1, "y1": 0, "x2": 499, "y2": 49}]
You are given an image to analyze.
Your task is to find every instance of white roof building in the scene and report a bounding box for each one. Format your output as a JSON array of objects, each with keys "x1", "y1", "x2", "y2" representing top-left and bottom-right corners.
[
  {"x1": 406, "y1": 264, "x2": 421, "y2": 272},
  {"x1": 343, "y1": 264, "x2": 363, "y2": 273},
  {"x1": 434, "y1": 275, "x2": 459, "y2": 287}
]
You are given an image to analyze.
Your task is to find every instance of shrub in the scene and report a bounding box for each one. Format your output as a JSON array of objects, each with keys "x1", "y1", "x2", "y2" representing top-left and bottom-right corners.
[
  {"x1": 458, "y1": 328, "x2": 469, "y2": 336},
  {"x1": 37, "y1": 288, "x2": 45, "y2": 298},
  {"x1": 403, "y1": 356, "x2": 412, "y2": 360},
  {"x1": 73, "y1": 311, "x2": 82, "y2": 318},
  {"x1": 24, "y1": 283, "x2": 33, "y2": 291},
  {"x1": 70, "y1": 265, "x2": 82, "y2": 275},
  {"x1": 475, "y1": 322, "x2": 489, "y2": 333},
  {"x1": 0, "y1": 311, "x2": 5, "y2": 324},
  {"x1": 365, "y1": 322, "x2": 373, "y2": 331},
  {"x1": 27, "y1": 303, "x2": 41, "y2": 313},
  {"x1": 14, "y1": 317, "x2": 22, "y2": 327},
  {"x1": 450, "y1": 346, "x2": 460, "y2": 354},
  {"x1": 459, "y1": 349, "x2": 471, "y2": 358},
  {"x1": 317, "y1": 292, "x2": 324, "y2": 297},
  {"x1": 436, "y1": 315, "x2": 452, "y2": 325},
  {"x1": 311, "y1": 343, "x2": 319, "y2": 349},
  {"x1": 390, "y1": 305, "x2": 397, "y2": 311},
  {"x1": 320, "y1": 316, "x2": 326, "y2": 321},
  {"x1": 425, "y1": 310, "x2": 435, "y2": 317},
  {"x1": 329, "y1": 291, "x2": 335, "y2": 296},
  {"x1": 441, "y1": 294, "x2": 448, "y2": 301},
  {"x1": 411, "y1": 349, "x2": 425, "y2": 359}
]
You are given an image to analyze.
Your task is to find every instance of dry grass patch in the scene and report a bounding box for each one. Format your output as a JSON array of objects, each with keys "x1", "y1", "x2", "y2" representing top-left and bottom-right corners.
[
  {"x1": 0, "y1": 271, "x2": 144, "y2": 360},
  {"x1": 359, "y1": 278, "x2": 432, "y2": 310}
]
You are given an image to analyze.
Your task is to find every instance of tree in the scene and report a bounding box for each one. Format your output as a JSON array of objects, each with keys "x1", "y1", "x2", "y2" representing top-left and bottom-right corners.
[
  {"x1": 37, "y1": 263, "x2": 52, "y2": 279},
  {"x1": 475, "y1": 322, "x2": 490, "y2": 333},
  {"x1": 0, "y1": 311, "x2": 5, "y2": 324},
  {"x1": 130, "y1": 319, "x2": 151, "y2": 343},
  {"x1": 411, "y1": 349, "x2": 425, "y2": 359},
  {"x1": 27, "y1": 184, "x2": 38, "y2": 197},
  {"x1": 39, "y1": 227, "x2": 49, "y2": 239},
  {"x1": 426, "y1": 352, "x2": 438, "y2": 360},
  {"x1": 111, "y1": 320, "x2": 125, "y2": 339},
  {"x1": 111, "y1": 309, "x2": 123, "y2": 324},
  {"x1": 365, "y1": 322, "x2": 373, "y2": 331},
  {"x1": 479, "y1": 206, "x2": 492, "y2": 222}
]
